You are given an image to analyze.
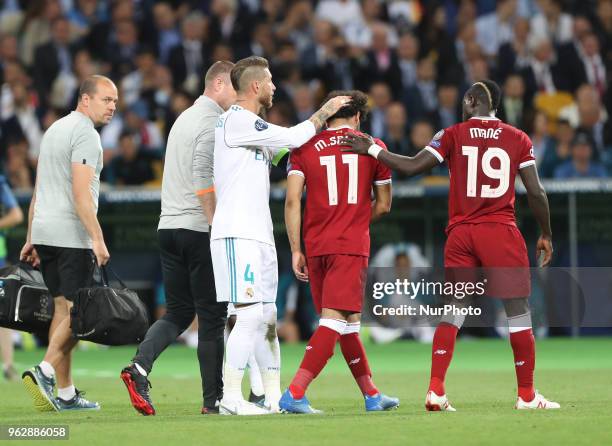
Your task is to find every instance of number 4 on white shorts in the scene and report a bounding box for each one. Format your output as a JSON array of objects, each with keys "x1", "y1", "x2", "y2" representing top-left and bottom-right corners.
[{"x1": 244, "y1": 264, "x2": 254, "y2": 284}]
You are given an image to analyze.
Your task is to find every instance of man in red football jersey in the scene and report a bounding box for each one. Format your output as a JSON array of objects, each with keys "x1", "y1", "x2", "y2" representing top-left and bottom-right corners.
[
  {"x1": 279, "y1": 90, "x2": 400, "y2": 413},
  {"x1": 345, "y1": 80, "x2": 560, "y2": 410}
]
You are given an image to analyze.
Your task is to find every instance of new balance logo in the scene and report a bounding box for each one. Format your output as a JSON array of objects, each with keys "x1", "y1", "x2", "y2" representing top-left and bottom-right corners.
[
  {"x1": 434, "y1": 349, "x2": 447, "y2": 355},
  {"x1": 349, "y1": 358, "x2": 361, "y2": 365},
  {"x1": 515, "y1": 361, "x2": 525, "y2": 366}
]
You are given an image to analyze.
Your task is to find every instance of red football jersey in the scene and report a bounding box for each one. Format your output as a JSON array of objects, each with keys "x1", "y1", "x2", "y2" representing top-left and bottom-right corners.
[
  {"x1": 287, "y1": 126, "x2": 392, "y2": 257},
  {"x1": 425, "y1": 117, "x2": 535, "y2": 233}
]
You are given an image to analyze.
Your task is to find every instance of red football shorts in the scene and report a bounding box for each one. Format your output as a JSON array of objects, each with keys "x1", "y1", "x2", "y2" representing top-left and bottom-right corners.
[
  {"x1": 306, "y1": 254, "x2": 368, "y2": 314},
  {"x1": 444, "y1": 222, "x2": 530, "y2": 299}
]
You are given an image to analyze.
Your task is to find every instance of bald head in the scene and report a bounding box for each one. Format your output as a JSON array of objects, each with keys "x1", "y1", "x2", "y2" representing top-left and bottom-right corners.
[
  {"x1": 78, "y1": 75, "x2": 116, "y2": 103},
  {"x1": 76, "y1": 75, "x2": 118, "y2": 126}
]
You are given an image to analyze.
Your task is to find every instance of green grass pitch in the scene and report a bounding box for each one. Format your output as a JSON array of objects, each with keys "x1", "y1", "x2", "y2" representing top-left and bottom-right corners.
[{"x1": 1, "y1": 338, "x2": 611, "y2": 445}]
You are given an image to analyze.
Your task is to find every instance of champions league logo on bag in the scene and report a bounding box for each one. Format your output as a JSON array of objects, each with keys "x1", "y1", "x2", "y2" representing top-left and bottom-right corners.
[{"x1": 39, "y1": 295, "x2": 49, "y2": 316}]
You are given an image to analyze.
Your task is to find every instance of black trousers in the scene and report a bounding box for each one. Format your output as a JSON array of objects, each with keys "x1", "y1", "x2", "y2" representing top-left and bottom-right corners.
[{"x1": 133, "y1": 229, "x2": 227, "y2": 409}]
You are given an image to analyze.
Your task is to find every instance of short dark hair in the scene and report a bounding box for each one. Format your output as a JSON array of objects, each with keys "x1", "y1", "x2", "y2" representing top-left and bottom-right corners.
[
  {"x1": 78, "y1": 75, "x2": 114, "y2": 102},
  {"x1": 204, "y1": 60, "x2": 235, "y2": 88},
  {"x1": 472, "y1": 79, "x2": 501, "y2": 111},
  {"x1": 230, "y1": 56, "x2": 269, "y2": 92},
  {"x1": 323, "y1": 90, "x2": 369, "y2": 122}
]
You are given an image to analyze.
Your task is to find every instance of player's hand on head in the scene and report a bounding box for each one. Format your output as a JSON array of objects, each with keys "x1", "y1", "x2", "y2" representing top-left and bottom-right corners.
[
  {"x1": 536, "y1": 235, "x2": 553, "y2": 267},
  {"x1": 292, "y1": 251, "x2": 309, "y2": 282},
  {"x1": 93, "y1": 239, "x2": 111, "y2": 266},
  {"x1": 342, "y1": 133, "x2": 374, "y2": 154},
  {"x1": 321, "y1": 95, "x2": 352, "y2": 115}
]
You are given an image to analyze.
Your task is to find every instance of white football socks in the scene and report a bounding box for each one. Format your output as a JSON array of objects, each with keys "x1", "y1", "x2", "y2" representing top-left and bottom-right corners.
[
  {"x1": 507, "y1": 312, "x2": 532, "y2": 333},
  {"x1": 58, "y1": 385, "x2": 76, "y2": 401},
  {"x1": 223, "y1": 302, "x2": 263, "y2": 402},
  {"x1": 247, "y1": 354, "x2": 264, "y2": 396},
  {"x1": 254, "y1": 303, "x2": 281, "y2": 409},
  {"x1": 39, "y1": 361, "x2": 55, "y2": 378}
]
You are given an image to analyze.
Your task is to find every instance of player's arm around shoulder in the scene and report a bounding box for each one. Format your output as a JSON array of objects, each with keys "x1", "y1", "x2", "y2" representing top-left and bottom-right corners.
[
  {"x1": 285, "y1": 168, "x2": 308, "y2": 282},
  {"x1": 343, "y1": 132, "x2": 440, "y2": 177}
]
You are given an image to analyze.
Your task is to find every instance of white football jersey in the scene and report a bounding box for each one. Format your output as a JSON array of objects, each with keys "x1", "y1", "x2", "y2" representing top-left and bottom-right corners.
[{"x1": 212, "y1": 104, "x2": 316, "y2": 245}]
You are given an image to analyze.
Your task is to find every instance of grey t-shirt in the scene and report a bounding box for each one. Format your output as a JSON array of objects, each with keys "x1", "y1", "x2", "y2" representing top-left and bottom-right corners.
[
  {"x1": 31, "y1": 111, "x2": 103, "y2": 249},
  {"x1": 158, "y1": 95, "x2": 222, "y2": 232}
]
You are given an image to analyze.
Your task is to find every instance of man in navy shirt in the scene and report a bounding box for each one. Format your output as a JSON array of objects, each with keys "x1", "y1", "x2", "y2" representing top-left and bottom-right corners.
[{"x1": 554, "y1": 133, "x2": 608, "y2": 178}]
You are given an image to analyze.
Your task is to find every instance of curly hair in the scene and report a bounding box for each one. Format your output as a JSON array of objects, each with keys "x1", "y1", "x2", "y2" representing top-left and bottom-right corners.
[{"x1": 322, "y1": 90, "x2": 369, "y2": 122}]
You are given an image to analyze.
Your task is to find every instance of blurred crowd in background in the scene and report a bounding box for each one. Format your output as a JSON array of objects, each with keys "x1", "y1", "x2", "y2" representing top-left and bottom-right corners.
[
  {"x1": 1, "y1": 0, "x2": 611, "y2": 355},
  {"x1": 1, "y1": 0, "x2": 612, "y2": 190}
]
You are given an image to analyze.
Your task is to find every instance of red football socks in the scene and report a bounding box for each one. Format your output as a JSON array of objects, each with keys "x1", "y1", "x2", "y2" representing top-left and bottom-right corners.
[
  {"x1": 429, "y1": 323, "x2": 459, "y2": 395},
  {"x1": 510, "y1": 328, "x2": 536, "y2": 402},
  {"x1": 289, "y1": 325, "x2": 340, "y2": 399},
  {"x1": 340, "y1": 333, "x2": 379, "y2": 397}
]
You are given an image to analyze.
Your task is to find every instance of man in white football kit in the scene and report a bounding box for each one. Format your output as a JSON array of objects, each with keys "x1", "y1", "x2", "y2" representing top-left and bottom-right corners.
[{"x1": 211, "y1": 56, "x2": 350, "y2": 415}]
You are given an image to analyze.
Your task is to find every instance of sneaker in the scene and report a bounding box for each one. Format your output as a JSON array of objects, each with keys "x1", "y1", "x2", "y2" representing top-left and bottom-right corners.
[
  {"x1": 425, "y1": 390, "x2": 456, "y2": 412},
  {"x1": 219, "y1": 398, "x2": 273, "y2": 416},
  {"x1": 3, "y1": 365, "x2": 18, "y2": 381},
  {"x1": 248, "y1": 390, "x2": 266, "y2": 407},
  {"x1": 22, "y1": 366, "x2": 59, "y2": 412},
  {"x1": 515, "y1": 391, "x2": 560, "y2": 410},
  {"x1": 278, "y1": 389, "x2": 322, "y2": 414},
  {"x1": 120, "y1": 364, "x2": 155, "y2": 416},
  {"x1": 56, "y1": 389, "x2": 100, "y2": 411},
  {"x1": 365, "y1": 393, "x2": 400, "y2": 412}
]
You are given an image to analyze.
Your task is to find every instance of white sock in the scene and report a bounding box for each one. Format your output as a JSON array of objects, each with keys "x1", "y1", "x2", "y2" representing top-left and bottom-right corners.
[
  {"x1": 223, "y1": 303, "x2": 263, "y2": 401},
  {"x1": 39, "y1": 361, "x2": 55, "y2": 378},
  {"x1": 58, "y1": 385, "x2": 76, "y2": 401},
  {"x1": 319, "y1": 317, "x2": 348, "y2": 334},
  {"x1": 343, "y1": 321, "x2": 360, "y2": 335},
  {"x1": 134, "y1": 363, "x2": 148, "y2": 377},
  {"x1": 253, "y1": 303, "x2": 281, "y2": 408},
  {"x1": 247, "y1": 354, "x2": 264, "y2": 396},
  {"x1": 508, "y1": 312, "x2": 532, "y2": 333}
]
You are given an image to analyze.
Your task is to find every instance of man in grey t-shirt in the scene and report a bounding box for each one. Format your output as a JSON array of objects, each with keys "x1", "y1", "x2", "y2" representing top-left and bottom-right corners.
[
  {"x1": 120, "y1": 61, "x2": 236, "y2": 416},
  {"x1": 20, "y1": 75, "x2": 118, "y2": 413}
]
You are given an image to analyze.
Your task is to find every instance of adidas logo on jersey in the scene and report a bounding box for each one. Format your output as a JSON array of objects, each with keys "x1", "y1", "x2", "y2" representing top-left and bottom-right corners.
[{"x1": 434, "y1": 349, "x2": 447, "y2": 355}]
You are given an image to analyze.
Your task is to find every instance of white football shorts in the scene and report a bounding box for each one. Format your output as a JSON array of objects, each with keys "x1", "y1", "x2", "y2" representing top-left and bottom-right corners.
[{"x1": 211, "y1": 237, "x2": 278, "y2": 304}]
